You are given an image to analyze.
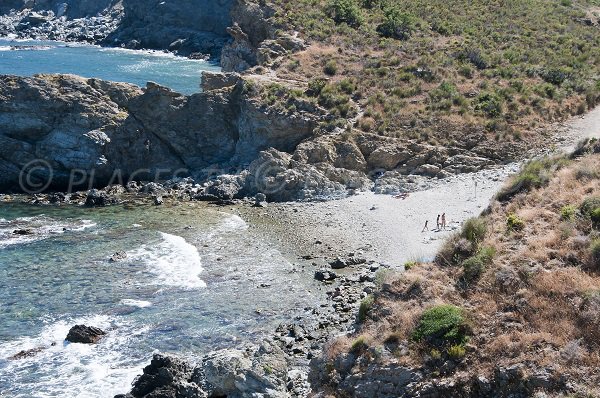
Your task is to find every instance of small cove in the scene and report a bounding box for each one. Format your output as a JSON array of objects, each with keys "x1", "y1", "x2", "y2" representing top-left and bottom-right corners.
[{"x1": 0, "y1": 38, "x2": 221, "y2": 94}]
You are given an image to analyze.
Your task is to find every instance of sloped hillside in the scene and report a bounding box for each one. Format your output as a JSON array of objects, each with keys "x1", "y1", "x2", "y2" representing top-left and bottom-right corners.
[
  {"x1": 312, "y1": 139, "x2": 600, "y2": 397},
  {"x1": 263, "y1": 0, "x2": 600, "y2": 162}
]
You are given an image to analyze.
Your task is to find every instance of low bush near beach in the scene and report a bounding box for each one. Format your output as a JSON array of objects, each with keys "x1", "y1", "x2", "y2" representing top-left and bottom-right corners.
[
  {"x1": 412, "y1": 305, "x2": 468, "y2": 346},
  {"x1": 506, "y1": 213, "x2": 525, "y2": 232},
  {"x1": 461, "y1": 246, "x2": 496, "y2": 283},
  {"x1": 496, "y1": 157, "x2": 569, "y2": 201}
]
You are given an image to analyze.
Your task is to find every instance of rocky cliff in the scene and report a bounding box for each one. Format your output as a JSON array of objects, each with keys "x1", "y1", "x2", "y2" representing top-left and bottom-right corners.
[
  {"x1": 0, "y1": 0, "x2": 245, "y2": 58},
  {"x1": 0, "y1": 74, "x2": 319, "y2": 193}
]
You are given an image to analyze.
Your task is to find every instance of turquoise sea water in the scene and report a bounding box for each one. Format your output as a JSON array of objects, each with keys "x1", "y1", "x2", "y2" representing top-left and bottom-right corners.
[
  {"x1": 0, "y1": 39, "x2": 312, "y2": 397},
  {"x1": 0, "y1": 202, "x2": 319, "y2": 397},
  {"x1": 0, "y1": 38, "x2": 221, "y2": 94}
]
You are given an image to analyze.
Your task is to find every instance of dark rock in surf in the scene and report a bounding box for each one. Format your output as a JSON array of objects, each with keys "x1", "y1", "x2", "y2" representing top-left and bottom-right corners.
[
  {"x1": 129, "y1": 354, "x2": 202, "y2": 398},
  {"x1": 65, "y1": 325, "x2": 107, "y2": 344},
  {"x1": 13, "y1": 228, "x2": 35, "y2": 235},
  {"x1": 110, "y1": 251, "x2": 128, "y2": 262},
  {"x1": 9, "y1": 347, "x2": 45, "y2": 360}
]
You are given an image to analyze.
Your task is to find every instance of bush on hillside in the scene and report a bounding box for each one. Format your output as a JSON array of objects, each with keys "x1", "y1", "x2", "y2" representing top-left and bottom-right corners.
[
  {"x1": 461, "y1": 217, "x2": 487, "y2": 244},
  {"x1": 506, "y1": 213, "x2": 525, "y2": 232},
  {"x1": 377, "y1": 7, "x2": 416, "y2": 40},
  {"x1": 461, "y1": 246, "x2": 496, "y2": 283},
  {"x1": 591, "y1": 239, "x2": 600, "y2": 269},
  {"x1": 326, "y1": 0, "x2": 363, "y2": 27},
  {"x1": 413, "y1": 305, "x2": 469, "y2": 346},
  {"x1": 580, "y1": 196, "x2": 600, "y2": 218},
  {"x1": 497, "y1": 156, "x2": 569, "y2": 202}
]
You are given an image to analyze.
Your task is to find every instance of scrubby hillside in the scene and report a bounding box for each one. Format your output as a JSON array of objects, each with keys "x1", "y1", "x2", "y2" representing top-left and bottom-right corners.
[
  {"x1": 312, "y1": 139, "x2": 600, "y2": 397},
  {"x1": 263, "y1": 0, "x2": 600, "y2": 159}
]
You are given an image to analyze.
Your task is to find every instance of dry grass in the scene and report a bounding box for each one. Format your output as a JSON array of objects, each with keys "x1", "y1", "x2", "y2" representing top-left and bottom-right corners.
[{"x1": 324, "y1": 150, "x2": 600, "y2": 392}]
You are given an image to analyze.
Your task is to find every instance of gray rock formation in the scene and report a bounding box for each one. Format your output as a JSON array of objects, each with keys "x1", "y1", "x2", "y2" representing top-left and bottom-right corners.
[
  {"x1": 120, "y1": 342, "x2": 289, "y2": 398},
  {"x1": 0, "y1": 74, "x2": 320, "y2": 194}
]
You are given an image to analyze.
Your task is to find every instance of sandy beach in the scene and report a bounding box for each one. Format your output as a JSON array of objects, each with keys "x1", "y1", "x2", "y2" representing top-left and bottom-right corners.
[{"x1": 238, "y1": 108, "x2": 600, "y2": 269}]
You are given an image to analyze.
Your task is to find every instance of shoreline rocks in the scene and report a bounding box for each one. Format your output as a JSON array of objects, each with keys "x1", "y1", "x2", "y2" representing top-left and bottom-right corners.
[{"x1": 65, "y1": 325, "x2": 106, "y2": 344}]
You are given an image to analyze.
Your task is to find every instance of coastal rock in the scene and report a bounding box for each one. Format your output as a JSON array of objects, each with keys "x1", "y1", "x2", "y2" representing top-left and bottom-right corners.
[
  {"x1": 110, "y1": 251, "x2": 128, "y2": 262},
  {"x1": 9, "y1": 347, "x2": 45, "y2": 360},
  {"x1": 315, "y1": 269, "x2": 337, "y2": 282},
  {"x1": 129, "y1": 354, "x2": 204, "y2": 398},
  {"x1": 65, "y1": 325, "x2": 106, "y2": 344},
  {"x1": 0, "y1": 75, "x2": 320, "y2": 196},
  {"x1": 196, "y1": 341, "x2": 288, "y2": 398}
]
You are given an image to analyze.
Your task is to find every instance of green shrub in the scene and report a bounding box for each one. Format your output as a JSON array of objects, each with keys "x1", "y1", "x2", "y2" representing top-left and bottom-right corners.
[
  {"x1": 497, "y1": 156, "x2": 569, "y2": 201},
  {"x1": 429, "y1": 348, "x2": 442, "y2": 360},
  {"x1": 350, "y1": 336, "x2": 369, "y2": 353},
  {"x1": 326, "y1": 0, "x2": 363, "y2": 27},
  {"x1": 358, "y1": 295, "x2": 374, "y2": 322},
  {"x1": 475, "y1": 92, "x2": 503, "y2": 118},
  {"x1": 307, "y1": 78, "x2": 327, "y2": 96},
  {"x1": 377, "y1": 7, "x2": 416, "y2": 40},
  {"x1": 412, "y1": 305, "x2": 468, "y2": 346},
  {"x1": 447, "y1": 344, "x2": 466, "y2": 359},
  {"x1": 591, "y1": 239, "x2": 600, "y2": 269},
  {"x1": 324, "y1": 60, "x2": 338, "y2": 76},
  {"x1": 462, "y1": 246, "x2": 496, "y2": 282},
  {"x1": 592, "y1": 208, "x2": 600, "y2": 229},
  {"x1": 461, "y1": 217, "x2": 487, "y2": 244},
  {"x1": 560, "y1": 205, "x2": 577, "y2": 221},
  {"x1": 581, "y1": 197, "x2": 600, "y2": 218},
  {"x1": 507, "y1": 213, "x2": 525, "y2": 232},
  {"x1": 404, "y1": 261, "x2": 418, "y2": 270}
]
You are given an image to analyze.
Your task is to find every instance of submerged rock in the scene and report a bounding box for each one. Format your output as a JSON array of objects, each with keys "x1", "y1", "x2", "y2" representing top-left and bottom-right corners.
[
  {"x1": 9, "y1": 347, "x2": 45, "y2": 360},
  {"x1": 65, "y1": 325, "x2": 106, "y2": 344},
  {"x1": 109, "y1": 251, "x2": 128, "y2": 262}
]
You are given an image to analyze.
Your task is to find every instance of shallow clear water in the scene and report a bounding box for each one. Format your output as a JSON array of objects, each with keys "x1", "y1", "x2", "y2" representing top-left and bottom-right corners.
[
  {"x1": 0, "y1": 38, "x2": 221, "y2": 94},
  {"x1": 0, "y1": 202, "x2": 319, "y2": 397}
]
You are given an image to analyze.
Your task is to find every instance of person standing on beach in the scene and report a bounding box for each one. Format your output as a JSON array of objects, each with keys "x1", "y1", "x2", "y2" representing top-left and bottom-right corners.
[
  {"x1": 441, "y1": 213, "x2": 446, "y2": 230},
  {"x1": 436, "y1": 214, "x2": 441, "y2": 230},
  {"x1": 422, "y1": 220, "x2": 429, "y2": 232}
]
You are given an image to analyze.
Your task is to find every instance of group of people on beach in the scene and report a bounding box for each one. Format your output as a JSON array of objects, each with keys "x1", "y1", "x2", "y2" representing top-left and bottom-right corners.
[{"x1": 422, "y1": 213, "x2": 446, "y2": 232}]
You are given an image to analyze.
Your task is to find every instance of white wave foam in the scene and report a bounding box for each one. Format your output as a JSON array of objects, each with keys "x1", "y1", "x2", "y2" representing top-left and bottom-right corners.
[
  {"x1": 0, "y1": 46, "x2": 10, "y2": 52},
  {"x1": 0, "y1": 216, "x2": 97, "y2": 248},
  {"x1": 218, "y1": 214, "x2": 249, "y2": 231},
  {"x1": 0, "y1": 314, "x2": 146, "y2": 398},
  {"x1": 129, "y1": 232, "x2": 206, "y2": 289},
  {"x1": 120, "y1": 299, "x2": 152, "y2": 308}
]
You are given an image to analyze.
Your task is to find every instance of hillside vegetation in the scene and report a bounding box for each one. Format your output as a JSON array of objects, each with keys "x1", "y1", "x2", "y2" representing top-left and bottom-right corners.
[
  {"x1": 316, "y1": 139, "x2": 600, "y2": 396},
  {"x1": 266, "y1": 0, "x2": 600, "y2": 156}
]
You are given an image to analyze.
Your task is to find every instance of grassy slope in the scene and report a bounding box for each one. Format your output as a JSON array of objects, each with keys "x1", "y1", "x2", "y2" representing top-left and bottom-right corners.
[
  {"x1": 264, "y1": 0, "x2": 600, "y2": 160},
  {"x1": 325, "y1": 140, "x2": 600, "y2": 394}
]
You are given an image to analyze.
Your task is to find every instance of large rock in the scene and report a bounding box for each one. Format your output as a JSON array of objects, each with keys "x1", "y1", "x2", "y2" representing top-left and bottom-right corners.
[
  {"x1": 128, "y1": 354, "x2": 204, "y2": 398},
  {"x1": 0, "y1": 74, "x2": 320, "y2": 194},
  {"x1": 195, "y1": 341, "x2": 288, "y2": 398},
  {"x1": 122, "y1": 342, "x2": 289, "y2": 398},
  {"x1": 65, "y1": 325, "x2": 106, "y2": 344}
]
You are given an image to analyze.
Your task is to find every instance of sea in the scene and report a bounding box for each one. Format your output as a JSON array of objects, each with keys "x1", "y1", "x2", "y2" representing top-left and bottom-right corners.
[
  {"x1": 0, "y1": 39, "x2": 319, "y2": 397},
  {"x1": 0, "y1": 38, "x2": 221, "y2": 94}
]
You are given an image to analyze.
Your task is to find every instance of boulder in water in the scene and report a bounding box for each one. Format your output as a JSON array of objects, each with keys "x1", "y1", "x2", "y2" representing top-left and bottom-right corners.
[
  {"x1": 65, "y1": 325, "x2": 106, "y2": 344},
  {"x1": 12, "y1": 228, "x2": 35, "y2": 235},
  {"x1": 110, "y1": 251, "x2": 128, "y2": 262},
  {"x1": 9, "y1": 347, "x2": 45, "y2": 360}
]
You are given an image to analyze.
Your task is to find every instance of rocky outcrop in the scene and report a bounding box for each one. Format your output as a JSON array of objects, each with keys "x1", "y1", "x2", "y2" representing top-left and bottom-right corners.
[
  {"x1": 0, "y1": 0, "x2": 258, "y2": 58},
  {"x1": 105, "y1": 0, "x2": 235, "y2": 57},
  {"x1": 65, "y1": 325, "x2": 106, "y2": 344},
  {"x1": 119, "y1": 342, "x2": 289, "y2": 398},
  {"x1": 0, "y1": 74, "x2": 320, "y2": 194}
]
